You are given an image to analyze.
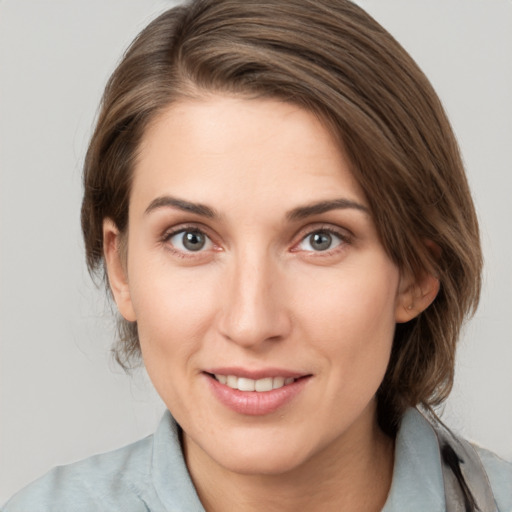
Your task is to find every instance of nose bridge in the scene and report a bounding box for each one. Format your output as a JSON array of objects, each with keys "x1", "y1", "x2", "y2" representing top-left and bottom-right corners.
[{"x1": 219, "y1": 245, "x2": 290, "y2": 347}]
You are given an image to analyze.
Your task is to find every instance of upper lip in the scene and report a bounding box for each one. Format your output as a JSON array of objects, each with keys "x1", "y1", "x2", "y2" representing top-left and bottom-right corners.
[{"x1": 204, "y1": 367, "x2": 309, "y2": 380}]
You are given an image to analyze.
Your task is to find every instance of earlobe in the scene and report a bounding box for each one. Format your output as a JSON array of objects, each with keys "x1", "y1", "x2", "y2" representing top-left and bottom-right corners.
[
  {"x1": 395, "y1": 271, "x2": 440, "y2": 324},
  {"x1": 103, "y1": 219, "x2": 137, "y2": 322}
]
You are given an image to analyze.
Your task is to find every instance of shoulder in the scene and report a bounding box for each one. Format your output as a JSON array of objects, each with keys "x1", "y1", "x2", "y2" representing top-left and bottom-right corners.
[
  {"x1": 2, "y1": 410, "x2": 204, "y2": 512},
  {"x1": 387, "y1": 408, "x2": 511, "y2": 512},
  {"x1": 427, "y1": 409, "x2": 512, "y2": 512},
  {"x1": 473, "y1": 444, "x2": 512, "y2": 512},
  {"x1": 1, "y1": 434, "x2": 163, "y2": 512}
]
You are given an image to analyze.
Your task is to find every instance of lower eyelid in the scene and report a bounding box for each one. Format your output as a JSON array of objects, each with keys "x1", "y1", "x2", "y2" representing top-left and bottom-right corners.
[
  {"x1": 159, "y1": 226, "x2": 209, "y2": 251},
  {"x1": 160, "y1": 225, "x2": 350, "y2": 255},
  {"x1": 176, "y1": 231, "x2": 211, "y2": 248},
  {"x1": 295, "y1": 229, "x2": 349, "y2": 251}
]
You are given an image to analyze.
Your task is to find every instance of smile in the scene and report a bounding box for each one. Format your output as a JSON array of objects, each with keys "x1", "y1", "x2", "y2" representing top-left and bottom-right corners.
[
  {"x1": 213, "y1": 374, "x2": 296, "y2": 392},
  {"x1": 205, "y1": 370, "x2": 311, "y2": 415}
]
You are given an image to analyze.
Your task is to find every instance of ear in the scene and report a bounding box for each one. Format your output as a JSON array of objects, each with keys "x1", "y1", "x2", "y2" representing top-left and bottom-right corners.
[
  {"x1": 103, "y1": 218, "x2": 137, "y2": 322},
  {"x1": 395, "y1": 268, "x2": 440, "y2": 324}
]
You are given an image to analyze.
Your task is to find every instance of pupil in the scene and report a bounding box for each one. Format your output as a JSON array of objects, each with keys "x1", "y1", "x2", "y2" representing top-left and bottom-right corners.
[
  {"x1": 311, "y1": 232, "x2": 331, "y2": 251},
  {"x1": 183, "y1": 231, "x2": 205, "y2": 251}
]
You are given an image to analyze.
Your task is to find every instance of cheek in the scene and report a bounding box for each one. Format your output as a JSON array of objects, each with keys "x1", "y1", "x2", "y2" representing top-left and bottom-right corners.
[
  {"x1": 127, "y1": 257, "x2": 220, "y2": 364},
  {"x1": 294, "y1": 259, "x2": 399, "y2": 373},
  {"x1": 128, "y1": 262, "x2": 224, "y2": 411}
]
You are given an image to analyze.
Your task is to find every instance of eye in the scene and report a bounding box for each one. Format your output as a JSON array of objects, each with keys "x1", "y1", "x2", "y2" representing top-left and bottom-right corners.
[
  {"x1": 296, "y1": 229, "x2": 345, "y2": 252},
  {"x1": 167, "y1": 229, "x2": 213, "y2": 252}
]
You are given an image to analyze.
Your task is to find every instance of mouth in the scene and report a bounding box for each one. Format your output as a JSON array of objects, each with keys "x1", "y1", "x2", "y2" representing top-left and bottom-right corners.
[
  {"x1": 209, "y1": 373, "x2": 299, "y2": 392},
  {"x1": 204, "y1": 369, "x2": 311, "y2": 415}
]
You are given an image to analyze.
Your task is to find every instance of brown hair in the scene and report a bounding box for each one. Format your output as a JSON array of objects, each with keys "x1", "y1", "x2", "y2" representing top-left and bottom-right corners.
[{"x1": 81, "y1": 0, "x2": 482, "y2": 433}]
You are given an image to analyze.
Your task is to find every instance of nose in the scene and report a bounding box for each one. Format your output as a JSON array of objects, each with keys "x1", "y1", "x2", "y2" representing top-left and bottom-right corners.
[{"x1": 217, "y1": 251, "x2": 292, "y2": 349}]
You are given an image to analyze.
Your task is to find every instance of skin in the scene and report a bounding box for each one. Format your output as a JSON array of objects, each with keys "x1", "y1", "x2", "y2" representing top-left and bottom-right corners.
[{"x1": 104, "y1": 95, "x2": 438, "y2": 512}]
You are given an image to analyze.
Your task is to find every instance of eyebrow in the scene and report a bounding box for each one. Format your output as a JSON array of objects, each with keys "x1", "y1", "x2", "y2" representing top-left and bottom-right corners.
[
  {"x1": 144, "y1": 195, "x2": 368, "y2": 221},
  {"x1": 144, "y1": 196, "x2": 218, "y2": 218},
  {"x1": 286, "y1": 198, "x2": 369, "y2": 221}
]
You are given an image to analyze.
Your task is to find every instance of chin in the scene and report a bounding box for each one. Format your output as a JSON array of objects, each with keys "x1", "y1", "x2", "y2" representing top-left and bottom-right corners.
[
  {"x1": 215, "y1": 444, "x2": 314, "y2": 476},
  {"x1": 187, "y1": 421, "x2": 331, "y2": 477}
]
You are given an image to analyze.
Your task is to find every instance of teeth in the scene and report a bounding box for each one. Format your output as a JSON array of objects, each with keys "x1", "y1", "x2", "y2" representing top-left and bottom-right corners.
[
  {"x1": 238, "y1": 377, "x2": 255, "y2": 391},
  {"x1": 214, "y1": 374, "x2": 296, "y2": 391},
  {"x1": 273, "y1": 376, "x2": 285, "y2": 388},
  {"x1": 255, "y1": 377, "x2": 273, "y2": 392}
]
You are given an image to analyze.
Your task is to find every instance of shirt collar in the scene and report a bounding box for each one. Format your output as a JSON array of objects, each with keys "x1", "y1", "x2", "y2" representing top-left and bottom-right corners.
[
  {"x1": 151, "y1": 410, "x2": 205, "y2": 511},
  {"x1": 382, "y1": 407, "x2": 446, "y2": 511}
]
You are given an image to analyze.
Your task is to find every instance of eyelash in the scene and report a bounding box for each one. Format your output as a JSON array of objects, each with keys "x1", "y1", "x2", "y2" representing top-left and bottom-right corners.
[
  {"x1": 160, "y1": 224, "x2": 218, "y2": 259},
  {"x1": 160, "y1": 224, "x2": 352, "y2": 257},
  {"x1": 292, "y1": 226, "x2": 352, "y2": 255}
]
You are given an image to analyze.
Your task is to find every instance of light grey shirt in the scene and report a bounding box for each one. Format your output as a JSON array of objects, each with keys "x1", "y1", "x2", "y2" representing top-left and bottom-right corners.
[{"x1": 3, "y1": 408, "x2": 511, "y2": 511}]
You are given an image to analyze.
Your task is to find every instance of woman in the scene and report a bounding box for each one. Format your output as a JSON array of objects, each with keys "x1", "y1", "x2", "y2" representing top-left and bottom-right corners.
[{"x1": 3, "y1": 0, "x2": 511, "y2": 510}]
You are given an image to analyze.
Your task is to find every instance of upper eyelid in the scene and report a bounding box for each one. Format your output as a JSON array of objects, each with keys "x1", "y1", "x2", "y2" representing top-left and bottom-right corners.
[
  {"x1": 159, "y1": 221, "x2": 352, "y2": 249},
  {"x1": 289, "y1": 225, "x2": 353, "y2": 255},
  {"x1": 299, "y1": 228, "x2": 348, "y2": 246},
  {"x1": 160, "y1": 224, "x2": 216, "y2": 250},
  {"x1": 294, "y1": 223, "x2": 353, "y2": 242},
  {"x1": 161, "y1": 225, "x2": 217, "y2": 257},
  {"x1": 162, "y1": 222, "x2": 212, "y2": 239}
]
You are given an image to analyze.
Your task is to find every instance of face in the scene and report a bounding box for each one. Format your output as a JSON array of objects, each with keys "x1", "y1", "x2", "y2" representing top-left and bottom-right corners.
[{"x1": 105, "y1": 95, "x2": 418, "y2": 476}]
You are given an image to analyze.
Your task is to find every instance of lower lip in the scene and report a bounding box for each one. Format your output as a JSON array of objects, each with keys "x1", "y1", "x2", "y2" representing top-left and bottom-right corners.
[{"x1": 205, "y1": 374, "x2": 310, "y2": 416}]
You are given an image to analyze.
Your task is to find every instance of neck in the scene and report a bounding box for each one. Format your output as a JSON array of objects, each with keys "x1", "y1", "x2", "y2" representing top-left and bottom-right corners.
[{"x1": 184, "y1": 402, "x2": 395, "y2": 512}]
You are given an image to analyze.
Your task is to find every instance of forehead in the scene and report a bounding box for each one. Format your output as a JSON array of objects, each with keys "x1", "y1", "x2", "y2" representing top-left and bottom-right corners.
[{"x1": 132, "y1": 95, "x2": 367, "y2": 213}]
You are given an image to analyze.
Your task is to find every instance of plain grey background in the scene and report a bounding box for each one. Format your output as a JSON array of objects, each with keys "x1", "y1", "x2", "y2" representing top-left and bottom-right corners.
[{"x1": 1, "y1": 0, "x2": 511, "y2": 503}]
